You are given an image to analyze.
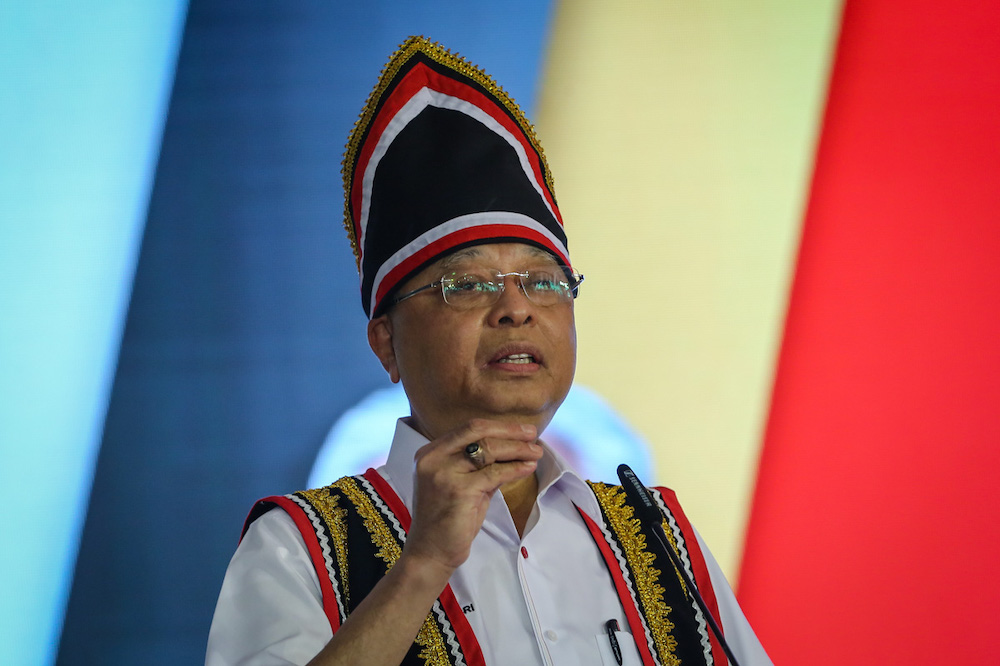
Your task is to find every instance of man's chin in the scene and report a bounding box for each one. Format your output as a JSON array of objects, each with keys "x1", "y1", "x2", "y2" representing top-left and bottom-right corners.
[{"x1": 477, "y1": 391, "x2": 567, "y2": 424}]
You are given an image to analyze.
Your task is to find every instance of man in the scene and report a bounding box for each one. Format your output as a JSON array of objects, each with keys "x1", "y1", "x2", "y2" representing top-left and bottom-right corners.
[{"x1": 207, "y1": 36, "x2": 772, "y2": 666}]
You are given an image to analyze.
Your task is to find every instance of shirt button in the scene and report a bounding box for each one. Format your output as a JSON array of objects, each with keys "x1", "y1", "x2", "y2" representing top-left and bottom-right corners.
[{"x1": 544, "y1": 630, "x2": 558, "y2": 642}]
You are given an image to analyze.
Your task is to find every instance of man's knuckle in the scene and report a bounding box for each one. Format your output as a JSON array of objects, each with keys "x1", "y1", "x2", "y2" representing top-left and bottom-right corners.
[{"x1": 467, "y1": 418, "x2": 490, "y2": 432}]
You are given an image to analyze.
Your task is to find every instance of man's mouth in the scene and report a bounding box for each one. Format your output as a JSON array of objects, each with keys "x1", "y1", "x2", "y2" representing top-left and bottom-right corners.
[
  {"x1": 497, "y1": 353, "x2": 535, "y2": 365},
  {"x1": 487, "y1": 344, "x2": 543, "y2": 368}
]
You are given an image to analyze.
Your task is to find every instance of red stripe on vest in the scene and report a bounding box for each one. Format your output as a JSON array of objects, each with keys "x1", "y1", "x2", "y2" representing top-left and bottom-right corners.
[
  {"x1": 362, "y1": 467, "x2": 412, "y2": 528},
  {"x1": 576, "y1": 506, "x2": 658, "y2": 666},
  {"x1": 361, "y1": 468, "x2": 486, "y2": 666},
  {"x1": 243, "y1": 496, "x2": 342, "y2": 633},
  {"x1": 654, "y1": 487, "x2": 727, "y2": 666}
]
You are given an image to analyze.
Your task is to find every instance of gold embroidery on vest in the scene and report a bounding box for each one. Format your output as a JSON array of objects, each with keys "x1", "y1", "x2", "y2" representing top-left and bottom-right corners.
[
  {"x1": 415, "y1": 619, "x2": 451, "y2": 666},
  {"x1": 332, "y1": 477, "x2": 452, "y2": 666},
  {"x1": 332, "y1": 477, "x2": 399, "y2": 567},
  {"x1": 589, "y1": 482, "x2": 681, "y2": 666},
  {"x1": 299, "y1": 487, "x2": 351, "y2": 609}
]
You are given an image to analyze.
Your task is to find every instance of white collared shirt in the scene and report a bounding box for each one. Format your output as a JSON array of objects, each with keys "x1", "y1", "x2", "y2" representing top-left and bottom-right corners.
[{"x1": 206, "y1": 420, "x2": 771, "y2": 666}]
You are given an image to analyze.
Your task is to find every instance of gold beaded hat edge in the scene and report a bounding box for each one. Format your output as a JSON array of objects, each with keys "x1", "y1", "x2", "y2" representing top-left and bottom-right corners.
[{"x1": 341, "y1": 36, "x2": 569, "y2": 318}]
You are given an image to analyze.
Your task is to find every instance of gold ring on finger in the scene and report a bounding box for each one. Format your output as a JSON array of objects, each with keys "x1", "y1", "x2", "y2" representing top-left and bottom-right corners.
[{"x1": 464, "y1": 442, "x2": 487, "y2": 470}]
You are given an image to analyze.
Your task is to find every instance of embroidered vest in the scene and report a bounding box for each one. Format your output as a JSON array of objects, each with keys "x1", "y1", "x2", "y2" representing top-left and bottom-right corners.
[{"x1": 243, "y1": 469, "x2": 731, "y2": 666}]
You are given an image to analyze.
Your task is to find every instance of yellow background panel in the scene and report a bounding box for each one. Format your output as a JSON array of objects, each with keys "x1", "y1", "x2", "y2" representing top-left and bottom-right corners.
[{"x1": 536, "y1": 0, "x2": 841, "y2": 579}]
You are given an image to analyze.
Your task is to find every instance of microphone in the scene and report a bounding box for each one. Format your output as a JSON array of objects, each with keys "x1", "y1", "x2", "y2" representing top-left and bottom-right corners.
[{"x1": 617, "y1": 464, "x2": 742, "y2": 666}]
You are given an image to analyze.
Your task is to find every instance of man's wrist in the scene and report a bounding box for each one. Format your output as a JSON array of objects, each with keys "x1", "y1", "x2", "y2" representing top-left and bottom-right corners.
[{"x1": 393, "y1": 547, "x2": 458, "y2": 595}]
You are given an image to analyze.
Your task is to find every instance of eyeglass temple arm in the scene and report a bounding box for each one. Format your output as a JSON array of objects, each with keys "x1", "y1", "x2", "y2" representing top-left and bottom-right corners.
[{"x1": 387, "y1": 281, "x2": 442, "y2": 307}]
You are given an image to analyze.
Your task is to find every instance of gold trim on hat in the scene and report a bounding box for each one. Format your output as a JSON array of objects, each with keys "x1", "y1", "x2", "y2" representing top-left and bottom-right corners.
[{"x1": 341, "y1": 35, "x2": 558, "y2": 270}]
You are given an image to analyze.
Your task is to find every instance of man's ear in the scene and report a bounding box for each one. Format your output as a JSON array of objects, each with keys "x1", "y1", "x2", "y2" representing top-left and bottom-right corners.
[{"x1": 367, "y1": 314, "x2": 400, "y2": 383}]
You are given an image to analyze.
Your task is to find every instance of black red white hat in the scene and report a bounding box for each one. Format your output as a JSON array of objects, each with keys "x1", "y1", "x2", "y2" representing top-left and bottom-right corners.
[{"x1": 342, "y1": 36, "x2": 570, "y2": 318}]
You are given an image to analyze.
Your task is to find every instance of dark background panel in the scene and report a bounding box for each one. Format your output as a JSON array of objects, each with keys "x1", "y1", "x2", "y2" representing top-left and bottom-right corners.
[{"x1": 56, "y1": 2, "x2": 552, "y2": 663}]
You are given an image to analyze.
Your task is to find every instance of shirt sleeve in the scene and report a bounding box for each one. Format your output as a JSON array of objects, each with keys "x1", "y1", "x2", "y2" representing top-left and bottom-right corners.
[
  {"x1": 206, "y1": 508, "x2": 333, "y2": 666},
  {"x1": 693, "y1": 529, "x2": 774, "y2": 666}
]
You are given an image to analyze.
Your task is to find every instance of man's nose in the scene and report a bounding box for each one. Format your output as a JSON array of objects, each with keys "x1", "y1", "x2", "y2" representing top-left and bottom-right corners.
[{"x1": 488, "y1": 275, "x2": 534, "y2": 326}]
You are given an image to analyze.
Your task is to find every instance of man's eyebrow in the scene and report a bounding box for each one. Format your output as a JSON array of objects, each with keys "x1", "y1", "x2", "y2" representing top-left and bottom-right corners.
[
  {"x1": 437, "y1": 245, "x2": 559, "y2": 272},
  {"x1": 522, "y1": 246, "x2": 555, "y2": 262},
  {"x1": 439, "y1": 247, "x2": 483, "y2": 270}
]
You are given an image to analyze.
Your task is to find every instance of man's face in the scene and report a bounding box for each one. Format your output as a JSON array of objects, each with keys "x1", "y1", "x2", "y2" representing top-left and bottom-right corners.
[{"x1": 368, "y1": 242, "x2": 577, "y2": 440}]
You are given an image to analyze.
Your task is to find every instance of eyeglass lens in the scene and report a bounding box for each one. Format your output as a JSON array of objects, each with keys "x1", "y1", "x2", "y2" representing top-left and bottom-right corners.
[{"x1": 441, "y1": 267, "x2": 580, "y2": 308}]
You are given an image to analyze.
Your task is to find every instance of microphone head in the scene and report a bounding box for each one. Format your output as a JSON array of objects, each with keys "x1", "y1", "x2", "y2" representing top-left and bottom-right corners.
[{"x1": 617, "y1": 464, "x2": 663, "y2": 525}]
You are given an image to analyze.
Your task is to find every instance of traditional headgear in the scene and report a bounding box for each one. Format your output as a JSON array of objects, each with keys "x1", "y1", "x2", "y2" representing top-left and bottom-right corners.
[{"x1": 342, "y1": 36, "x2": 570, "y2": 318}]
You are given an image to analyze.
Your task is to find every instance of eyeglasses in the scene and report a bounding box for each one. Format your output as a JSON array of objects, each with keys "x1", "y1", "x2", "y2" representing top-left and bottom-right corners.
[{"x1": 388, "y1": 266, "x2": 584, "y2": 311}]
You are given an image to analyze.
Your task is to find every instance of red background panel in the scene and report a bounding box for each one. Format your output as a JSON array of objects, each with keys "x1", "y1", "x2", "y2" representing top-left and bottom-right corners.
[{"x1": 739, "y1": 1, "x2": 1000, "y2": 663}]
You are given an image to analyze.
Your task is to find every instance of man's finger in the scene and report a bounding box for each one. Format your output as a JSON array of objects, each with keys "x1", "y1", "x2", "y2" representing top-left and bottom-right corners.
[
  {"x1": 463, "y1": 442, "x2": 488, "y2": 470},
  {"x1": 415, "y1": 419, "x2": 537, "y2": 463},
  {"x1": 471, "y1": 437, "x2": 543, "y2": 466},
  {"x1": 455, "y1": 419, "x2": 536, "y2": 449},
  {"x1": 476, "y1": 458, "x2": 539, "y2": 492}
]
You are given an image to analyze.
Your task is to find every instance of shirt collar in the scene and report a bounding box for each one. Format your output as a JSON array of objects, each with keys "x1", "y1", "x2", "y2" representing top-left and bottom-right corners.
[
  {"x1": 382, "y1": 418, "x2": 601, "y2": 518},
  {"x1": 535, "y1": 437, "x2": 602, "y2": 517}
]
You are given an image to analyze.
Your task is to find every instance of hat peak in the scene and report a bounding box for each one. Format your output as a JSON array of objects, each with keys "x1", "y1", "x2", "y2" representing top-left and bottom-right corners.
[{"x1": 340, "y1": 36, "x2": 556, "y2": 272}]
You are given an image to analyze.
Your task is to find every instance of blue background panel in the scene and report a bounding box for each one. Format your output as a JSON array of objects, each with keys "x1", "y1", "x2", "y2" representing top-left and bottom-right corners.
[{"x1": 53, "y1": 2, "x2": 553, "y2": 663}]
